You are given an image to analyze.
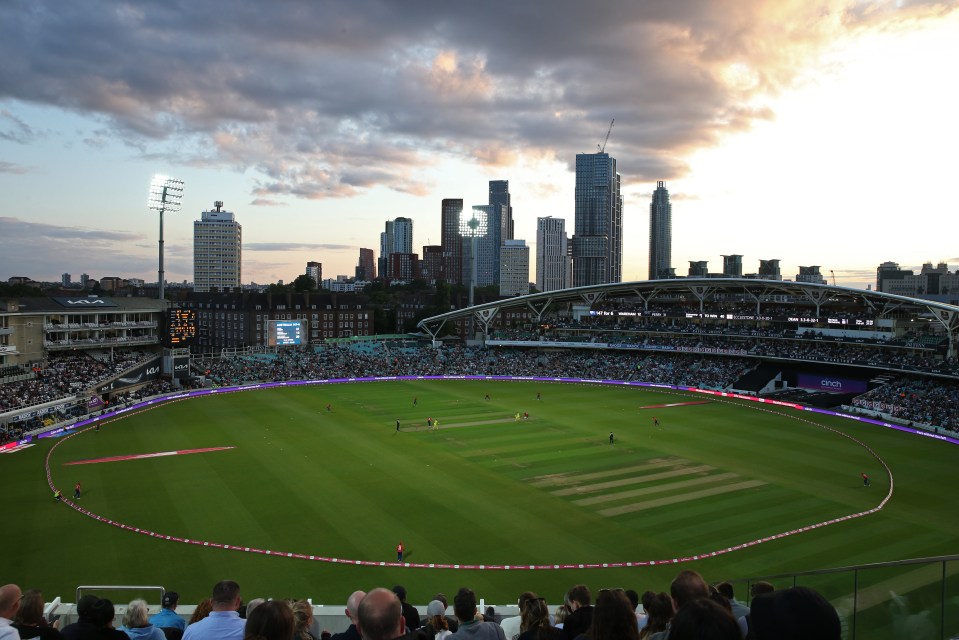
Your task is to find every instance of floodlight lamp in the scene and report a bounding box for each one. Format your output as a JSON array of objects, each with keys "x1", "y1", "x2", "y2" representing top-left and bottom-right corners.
[
  {"x1": 148, "y1": 174, "x2": 185, "y2": 213},
  {"x1": 459, "y1": 207, "x2": 488, "y2": 237}
]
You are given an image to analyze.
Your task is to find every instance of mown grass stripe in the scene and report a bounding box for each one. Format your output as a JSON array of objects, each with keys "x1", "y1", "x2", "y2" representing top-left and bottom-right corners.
[
  {"x1": 573, "y1": 472, "x2": 741, "y2": 506},
  {"x1": 552, "y1": 464, "x2": 715, "y2": 496},
  {"x1": 598, "y1": 480, "x2": 768, "y2": 516}
]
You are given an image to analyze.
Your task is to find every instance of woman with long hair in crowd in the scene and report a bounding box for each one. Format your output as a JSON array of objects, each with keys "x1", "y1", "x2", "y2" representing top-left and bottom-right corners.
[
  {"x1": 581, "y1": 589, "x2": 638, "y2": 640},
  {"x1": 517, "y1": 597, "x2": 562, "y2": 640},
  {"x1": 187, "y1": 599, "x2": 213, "y2": 626},
  {"x1": 637, "y1": 593, "x2": 672, "y2": 640},
  {"x1": 291, "y1": 600, "x2": 317, "y2": 640},
  {"x1": 13, "y1": 590, "x2": 63, "y2": 640}
]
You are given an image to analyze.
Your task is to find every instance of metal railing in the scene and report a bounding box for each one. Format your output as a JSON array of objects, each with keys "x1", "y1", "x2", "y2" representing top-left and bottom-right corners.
[{"x1": 734, "y1": 555, "x2": 959, "y2": 639}]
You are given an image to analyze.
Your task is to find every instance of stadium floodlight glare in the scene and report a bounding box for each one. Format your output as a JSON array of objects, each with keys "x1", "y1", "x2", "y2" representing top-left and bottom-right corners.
[
  {"x1": 460, "y1": 207, "x2": 488, "y2": 308},
  {"x1": 148, "y1": 174, "x2": 184, "y2": 301}
]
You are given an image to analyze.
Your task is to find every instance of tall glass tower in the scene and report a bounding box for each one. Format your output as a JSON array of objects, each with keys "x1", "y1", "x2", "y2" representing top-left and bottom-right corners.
[
  {"x1": 572, "y1": 153, "x2": 622, "y2": 286},
  {"x1": 648, "y1": 181, "x2": 672, "y2": 280}
]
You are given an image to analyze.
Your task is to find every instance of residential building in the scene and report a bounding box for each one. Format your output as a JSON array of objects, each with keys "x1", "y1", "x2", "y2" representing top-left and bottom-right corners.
[
  {"x1": 688, "y1": 261, "x2": 708, "y2": 277},
  {"x1": 722, "y1": 254, "x2": 743, "y2": 277},
  {"x1": 758, "y1": 259, "x2": 782, "y2": 280},
  {"x1": 306, "y1": 261, "x2": 322, "y2": 288},
  {"x1": 796, "y1": 266, "x2": 827, "y2": 284},
  {"x1": 500, "y1": 240, "x2": 530, "y2": 297},
  {"x1": 572, "y1": 152, "x2": 622, "y2": 286},
  {"x1": 649, "y1": 181, "x2": 672, "y2": 280},
  {"x1": 420, "y1": 245, "x2": 444, "y2": 284},
  {"x1": 193, "y1": 201, "x2": 242, "y2": 293},
  {"x1": 536, "y1": 217, "x2": 570, "y2": 292},
  {"x1": 356, "y1": 248, "x2": 375, "y2": 281}
]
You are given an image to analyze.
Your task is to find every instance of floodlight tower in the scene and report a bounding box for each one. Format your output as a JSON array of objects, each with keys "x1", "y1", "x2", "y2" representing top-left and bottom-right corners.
[
  {"x1": 148, "y1": 174, "x2": 184, "y2": 300},
  {"x1": 459, "y1": 206, "x2": 488, "y2": 308}
]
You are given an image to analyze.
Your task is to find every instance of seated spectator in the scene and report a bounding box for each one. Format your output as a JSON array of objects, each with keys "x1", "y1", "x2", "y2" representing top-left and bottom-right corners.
[
  {"x1": 244, "y1": 601, "x2": 294, "y2": 640},
  {"x1": 356, "y1": 589, "x2": 404, "y2": 640},
  {"x1": 149, "y1": 593, "x2": 185, "y2": 632},
  {"x1": 14, "y1": 589, "x2": 63, "y2": 640},
  {"x1": 667, "y1": 599, "x2": 739, "y2": 640},
  {"x1": 292, "y1": 601, "x2": 317, "y2": 640},
  {"x1": 748, "y1": 587, "x2": 840, "y2": 640},
  {"x1": 88, "y1": 599, "x2": 128, "y2": 640},
  {"x1": 574, "y1": 589, "x2": 637, "y2": 640},
  {"x1": 60, "y1": 595, "x2": 101, "y2": 640},
  {"x1": 499, "y1": 593, "x2": 536, "y2": 640},
  {"x1": 330, "y1": 592, "x2": 364, "y2": 640},
  {"x1": 637, "y1": 593, "x2": 671, "y2": 640},
  {"x1": 183, "y1": 581, "x2": 244, "y2": 640},
  {"x1": 449, "y1": 588, "x2": 505, "y2": 640},
  {"x1": 517, "y1": 598, "x2": 562, "y2": 640},
  {"x1": 119, "y1": 600, "x2": 165, "y2": 640},
  {"x1": 560, "y1": 586, "x2": 591, "y2": 640},
  {"x1": 391, "y1": 587, "x2": 419, "y2": 633},
  {"x1": 417, "y1": 601, "x2": 452, "y2": 640},
  {"x1": 187, "y1": 601, "x2": 212, "y2": 627}
]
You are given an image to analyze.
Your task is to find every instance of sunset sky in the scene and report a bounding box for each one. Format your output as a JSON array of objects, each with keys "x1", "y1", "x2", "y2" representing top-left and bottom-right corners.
[{"x1": 1, "y1": 0, "x2": 957, "y2": 290}]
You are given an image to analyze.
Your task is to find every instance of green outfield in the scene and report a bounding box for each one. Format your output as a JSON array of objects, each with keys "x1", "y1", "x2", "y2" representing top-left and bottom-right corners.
[{"x1": 4, "y1": 379, "x2": 958, "y2": 606}]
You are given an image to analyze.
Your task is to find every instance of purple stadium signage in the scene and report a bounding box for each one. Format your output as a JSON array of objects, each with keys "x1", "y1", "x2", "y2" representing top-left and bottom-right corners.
[{"x1": 796, "y1": 373, "x2": 868, "y2": 394}]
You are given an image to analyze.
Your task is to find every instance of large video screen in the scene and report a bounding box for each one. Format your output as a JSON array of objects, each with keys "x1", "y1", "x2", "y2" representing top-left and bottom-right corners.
[{"x1": 268, "y1": 320, "x2": 306, "y2": 346}]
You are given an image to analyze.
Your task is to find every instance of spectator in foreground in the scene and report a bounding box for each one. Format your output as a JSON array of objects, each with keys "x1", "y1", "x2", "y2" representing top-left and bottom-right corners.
[
  {"x1": 637, "y1": 593, "x2": 671, "y2": 640},
  {"x1": 187, "y1": 601, "x2": 212, "y2": 627},
  {"x1": 243, "y1": 601, "x2": 294, "y2": 640},
  {"x1": 356, "y1": 589, "x2": 404, "y2": 640},
  {"x1": 391, "y1": 587, "x2": 419, "y2": 633},
  {"x1": 667, "y1": 599, "x2": 739, "y2": 640},
  {"x1": 119, "y1": 600, "x2": 164, "y2": 640},
  {"x1": 517, "y1": 597, "x2": 562, "y2": 640},
  {"x1": 149, "y1": 593, "x2": 186, "y2": 632},
  {"x1": 449, "y1": 588, "x2": 505, "y2": 640},
  {"x1": 88, "y1": 599, "x2": 128, "y2": 640},
  {"x1": 418, "y1": 601, "x2": 452, "y2": 640},
  {"x1": 60, "y1": 595, "x2": 100, "y2": 640},
  {"x1": 0, "y1": 584, "x2": 22, "y2": 640},
  {"x1": 183, "y1": 581, "x2": 245, "y2": 640},
  {"x1": 499, "y1": 593, "x2": 537, "y2": 640},
  {"x1": 292, "y1": 601, "x2": 317, "y2": 640},
  {"x1": 748, "y1": 587, "x2": 840, "y2": 640},
  {"x1": 330, "y1": 591, "x2": 365, "y2": 640},
  {"x1": 13, "y1": 589, "x2": 62, "y2": 640},
  {"x1": 560, "y1": 585, "x2": 592, "y2": 640},
  {"x1": 577, "y1": 589, "x2": 638, "y2": 640}
]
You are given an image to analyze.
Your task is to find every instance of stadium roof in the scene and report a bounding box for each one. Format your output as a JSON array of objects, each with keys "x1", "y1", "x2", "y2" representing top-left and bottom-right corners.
[{"x1": 417, "y1": 278, "x2": 959, "y2": 354}]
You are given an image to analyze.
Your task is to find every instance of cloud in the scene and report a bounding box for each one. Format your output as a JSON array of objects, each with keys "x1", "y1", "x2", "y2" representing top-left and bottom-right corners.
[
  {"x1": 244, "y1": 242, "x2": 355, "y2": 252},
  {"x1": 0, "y1": 0, "x2": 951, "y2": 200},
  {"x1": 0, "y1": 109, "x2": 41, "y2": 144},
  {"x1": 0, "y1": 217, "x2": 154, "y2": 278},
  {"x1": 0, "y1": 161, "x2": 30, "y2": 174}
]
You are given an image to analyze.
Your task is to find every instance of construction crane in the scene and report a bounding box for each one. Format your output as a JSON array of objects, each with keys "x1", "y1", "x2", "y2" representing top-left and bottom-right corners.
[{"x1": 597, "y1": 119, "x2": 615, "y2": 153}]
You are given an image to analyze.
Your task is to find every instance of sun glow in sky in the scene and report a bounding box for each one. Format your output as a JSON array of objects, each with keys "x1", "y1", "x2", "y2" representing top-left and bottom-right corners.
[{"x1": 0, "y1": 1, "x2": 956, "y2": 290}]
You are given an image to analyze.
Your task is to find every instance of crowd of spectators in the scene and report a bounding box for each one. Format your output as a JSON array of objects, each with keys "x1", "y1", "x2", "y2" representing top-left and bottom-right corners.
[
  {"x1": 192, "y1": 347, "x2": 751, "y2": 393},
  {"x1": 1, "y1": 573, "x2": 852, "y2": 640},
  {"x1": 852, "y1": 377, "x2": 959, "y2": 431},
  {"x1": 0, "y1": 351, "x2": 157, "y2": 413},
  {"x1": 492, "y1": 326, "x2": 958, "y2": 376}
]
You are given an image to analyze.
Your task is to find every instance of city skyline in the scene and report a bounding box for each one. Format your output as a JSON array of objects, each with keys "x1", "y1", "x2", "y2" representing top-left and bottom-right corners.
[{"x1": 1, "y1": 2, "x2": 957, "y2": 290}]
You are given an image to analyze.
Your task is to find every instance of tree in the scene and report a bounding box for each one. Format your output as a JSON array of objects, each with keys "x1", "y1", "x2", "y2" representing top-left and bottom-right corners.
[{"x1": 293, "y1": 274, "x2": 317, "y2": 292}]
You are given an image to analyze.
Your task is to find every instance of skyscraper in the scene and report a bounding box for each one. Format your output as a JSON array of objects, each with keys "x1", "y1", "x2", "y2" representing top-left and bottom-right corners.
[
  {"x1": 379, "y1": 217, "x2": 413, "y2": 278},
  {"x1": 536, "y1": 217, "x2": 570, "y2": 292},
  {"x1": 489, "y1": 180, "x2": 513, "y2": 241},
  {"x1": 441, "y1": 199, "x2": 464, "y2": 284},
  {"x1": 194, "y1": 201, "x2": 242, "y2": 293},
  {"x1": 648, "y1": 181, "x2": 672, "y2": 280},
  {"x1": 572, "y1": 153, "x2": 622, "y2": 286},
  {"x1": 306, "y1": 261, "x2": 322, "y2": 286}
]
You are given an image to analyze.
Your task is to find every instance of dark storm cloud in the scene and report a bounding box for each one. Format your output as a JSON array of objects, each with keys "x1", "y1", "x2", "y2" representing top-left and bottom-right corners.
[{"x1": 0, "y1": 0, "x2": 946, "y2": 198}]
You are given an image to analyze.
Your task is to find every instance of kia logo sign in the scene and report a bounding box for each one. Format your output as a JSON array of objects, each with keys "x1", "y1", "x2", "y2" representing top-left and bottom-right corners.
[
  {"x1": 67, "y1": 299, "x2": 106, "y2": 305},
  {"x1": 146, "y1": 367, "x2": 160, "y2": 375},
  {"x1": 174, "y1": 364, "x2": 189, "y2": 370}
]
